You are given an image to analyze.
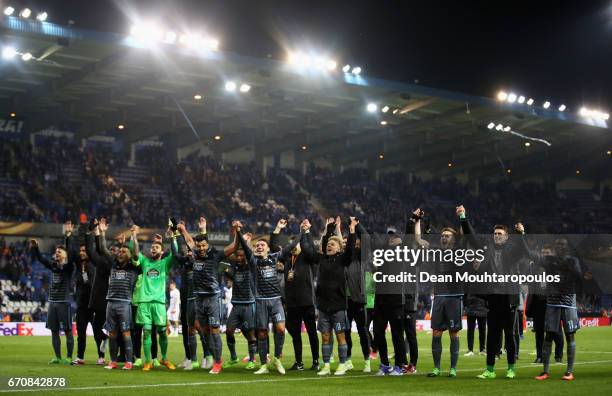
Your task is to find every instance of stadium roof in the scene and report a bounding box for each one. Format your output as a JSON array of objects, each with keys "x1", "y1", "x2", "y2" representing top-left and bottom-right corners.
[{"x1": 1, "y1": 16, "x2": 611, "y2": 180}]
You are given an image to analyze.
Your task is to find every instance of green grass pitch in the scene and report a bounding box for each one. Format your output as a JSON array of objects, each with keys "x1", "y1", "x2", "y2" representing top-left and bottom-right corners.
[{"x1": 1, "y1": 327, "x2": 611, "y2": 395}]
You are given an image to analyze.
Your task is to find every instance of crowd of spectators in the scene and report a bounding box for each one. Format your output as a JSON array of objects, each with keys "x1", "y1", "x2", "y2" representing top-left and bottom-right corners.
[
  {"x1": 0, "y1": 238, "x2": 49, "y2": 322},
  {"x1": 300, "y1": 166, "x2": 612, "y2": 234},
  {"x1": 2, "y1": 139, "x2": 611, "y2": 235}
]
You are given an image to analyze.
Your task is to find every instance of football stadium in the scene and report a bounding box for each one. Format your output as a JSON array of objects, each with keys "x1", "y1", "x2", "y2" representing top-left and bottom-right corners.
[{"x1": 1, "y1": 1, "x2": 611, "y2": 395}]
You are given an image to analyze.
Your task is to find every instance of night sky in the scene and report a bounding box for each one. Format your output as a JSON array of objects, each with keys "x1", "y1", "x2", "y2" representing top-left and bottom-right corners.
[{"x1": 14, "y1": 0, "x2": 612, "y2": 110}]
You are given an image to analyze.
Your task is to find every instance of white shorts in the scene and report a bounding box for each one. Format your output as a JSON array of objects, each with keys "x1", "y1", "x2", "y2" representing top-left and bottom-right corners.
[{"x1": 167, "y1": 309, "x2": 180, "y2": 322}]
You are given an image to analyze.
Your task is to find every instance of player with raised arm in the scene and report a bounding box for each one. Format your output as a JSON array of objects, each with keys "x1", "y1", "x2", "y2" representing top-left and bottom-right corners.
[
  {"x1": 422, "y1": 208, "x2": 466, "y2": 378},
  {"x1": 315, "y1": 216, "x2": 357, "y2": 376},
  {"x1": 460, "y1": 205, "x2": 528, "y2": 379},
  {"x1": 84, "y1": 219, "x2": 112, "y2": 365},
  {"x1": 224, "y1": 230, "x2": 258, "y2": 370},
  {"x1": 272, "y1": 218, "x2": 320, "y2": 372},
  {"x1": 372, "y1": 227, "x2": 407, "y2": 376},
  {"x1": 132, "y1": 224, "x2": 177, "y2": 371},
  {"x1": 31, "y1": 222, "x2": 75, "y2": 365},
  {"x1": 527, "y1": 238, "x2": 584, "y2": 381},
  {"x1": 64, "y1": 221, "x2": 96, "y2": 366},
  {"x1": 172, "y1": 230, "x2": 199, "y2": 371},
  {"x1": 174, "y1": 218, "x2": 239, "y2": 374},
  {"x1": 236, "y1": 221, "x2": 302, "y2": 375},
  {"x1": 102, "y1": 225, "x2": 141, "y2": 370},
  {"x1": 403, "y1": 208, "x2": 426, "y2": 374},
  {"x1": 344, "y1": 218, "x2": 371, "y2": 373}
]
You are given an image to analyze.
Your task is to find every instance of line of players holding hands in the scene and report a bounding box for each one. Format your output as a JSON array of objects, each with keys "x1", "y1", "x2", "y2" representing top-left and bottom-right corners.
[{"x1": 30, "y1": 204, "x2": 583, "y2": 380}]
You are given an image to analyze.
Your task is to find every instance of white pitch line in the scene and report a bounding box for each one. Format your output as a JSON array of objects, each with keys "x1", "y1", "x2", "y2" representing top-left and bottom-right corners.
[{"x1": 2, "y1": 359, "x2": 612, "y2": 393}]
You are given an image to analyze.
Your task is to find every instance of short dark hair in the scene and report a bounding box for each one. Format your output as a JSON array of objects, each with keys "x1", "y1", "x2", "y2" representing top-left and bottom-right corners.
[
  {"x1": 494, "y1": 225, "x2": 509, "y2": 233},
  {"x1": 194, "y1": 234, "x2": 208, "y2": 243}
]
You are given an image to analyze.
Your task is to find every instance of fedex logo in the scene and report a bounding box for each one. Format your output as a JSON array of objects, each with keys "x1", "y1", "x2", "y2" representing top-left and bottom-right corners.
[{"x1": 0, "y1": 323, "x2": 34, "y2": 336}]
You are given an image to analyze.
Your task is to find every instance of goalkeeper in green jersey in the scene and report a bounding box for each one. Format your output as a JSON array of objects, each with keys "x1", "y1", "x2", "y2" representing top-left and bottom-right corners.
[{"x1": 132, "y1": 225, "x2": 178, "y2": 371}]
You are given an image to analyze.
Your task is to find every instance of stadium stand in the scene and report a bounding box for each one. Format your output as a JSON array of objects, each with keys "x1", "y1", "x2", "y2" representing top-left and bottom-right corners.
[{"x1": 2, "y1": 138, "x2": 610, "y2": 235}]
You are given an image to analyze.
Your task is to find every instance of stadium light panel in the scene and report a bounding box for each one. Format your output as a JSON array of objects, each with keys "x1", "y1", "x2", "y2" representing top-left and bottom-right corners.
[
  {"x1": 130, "y1": 23, "x2": 163, "y2": 44},
  {"x1": 193, "y1": 94, "x2": 202, "y2": 100},
  {"x1": 575, "y1": 170, "x2": 580, "y2": 175},
  {"x1": 239, "y1": 83, "x2": 251, "y2": 93},
  {"x1": 342, "y1": 64, "x2": 350, "y2": 73},
  {"x1": 487, "y1": 122, "x2": 495, "y2": 129},
  {"x1": 366, "y1": 103, "x2": 378, "y2": 113},
  {"x1": 214, "y1": 135, "x2": 222, "y2": 140},
  {"x1": 379, "y1": 154, "x2": 384, "y2": 159},
  {"x1": 380, "y1": 121, "x2": 388, "y2": 125},
  {"x1": 526, "y1": 98, "x2": 534, "y2": 106},
  {"x1": 301, "y1": 145, "x2": 307, "y2": 150},
  {"x1": 314, "y1": 56, "x2": 326, "y2": 70},
  {"x1": 21, "y1": 52, "x2": 32, "y2": 61},
  {"x1": 9, "y1": 112, "x2": 16, "y2": 117},
  {"x1": 503, "y1": 126, "x2": 511, "y2": 132},
  {"x1": 392, "y1": 108, "x2": 399, "y2": 114},
  {"x1": 558, "y1": 104, "x2": 566, "y2": 112},
  {"x1": 543, "y1": 101, "x2": 551, "y2": 109},
  {"x1": 289, "y1": 52, "x2": 336, "y2": 72},
  {"x1": 381, "y1": 106, "x2": 389, "y2": 113},
  {"x1": 288, "y1": 52, "x2": 308, "y2": 68},
  {"x1": 495, "y1": 124, "x2": 503, "y2": 131},
  {"x1": 507, "y1": 169, "x2": 512, "y2": 174},
  {"x1": 207, "y1": 38, "x2": 219, "y2": 51},
  {"x1": 164, "y1": 31, "x2": 177, "y2": 44},
  {"x1": 525, "y1": 142, "x2": 531, "y2": 147},
  {"x1": 579, "y1": 107, "x2": 609, "y2": 121},
  {"x1": 507, "y1": 93, "x2": 517, "y2": 103},
  {"x1": 351, "y1": 66, "x2": 361, "y2": 75},
  {"x1": 36, "y1": 12, "x2": 48, "y2": 21},
  {"x1": 517, "y1": 95, "x2": 525, "y2": 104},
  {"x1": 497, "y1": 91, "x2": 508, "y2": 101},
  {"x1": 1, "y1": 46, "x2": 17, "y2": 59},
  {"x1": 19, "y1": 8, "x2": 31, "y2": 18},
  {"x1": 184, "y1": 34, "x2": 203, "y2": 49},
  {"x1": 4, "y1": 7, "x2": 15, "y2": 16},
  {"x1": 447, "y1": 163, "x2": 453, "y2": 168},
  {"x1": 117, "y1": 124, "x2": 125, "y2": 130},
  {"x1": 225, "y1": 81, "x2": 237, "y2": 92}
]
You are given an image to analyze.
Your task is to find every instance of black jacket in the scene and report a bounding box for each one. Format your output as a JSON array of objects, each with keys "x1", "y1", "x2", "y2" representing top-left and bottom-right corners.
[
  {"x1": 460, "y1": 217, "x2": 528, "y2": 308},
  {"x1": 66, "y1": 235, "x2": 96, "y2": 309},
  {"x1": 315, "y1": 230, "x2": 356, "y2": 312},
  {"x1": 271, "y1": 231, "x2": 317, "y2": 308},
  {"x1": 464, "y1": 295, "x2": 488, "y2": 317},
  {"x1": 345, "y1": 223, "x2": 368, "y2": 305},
  {"x1": 85, "y1": 232, "x2": 111, "y2": 311}
]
